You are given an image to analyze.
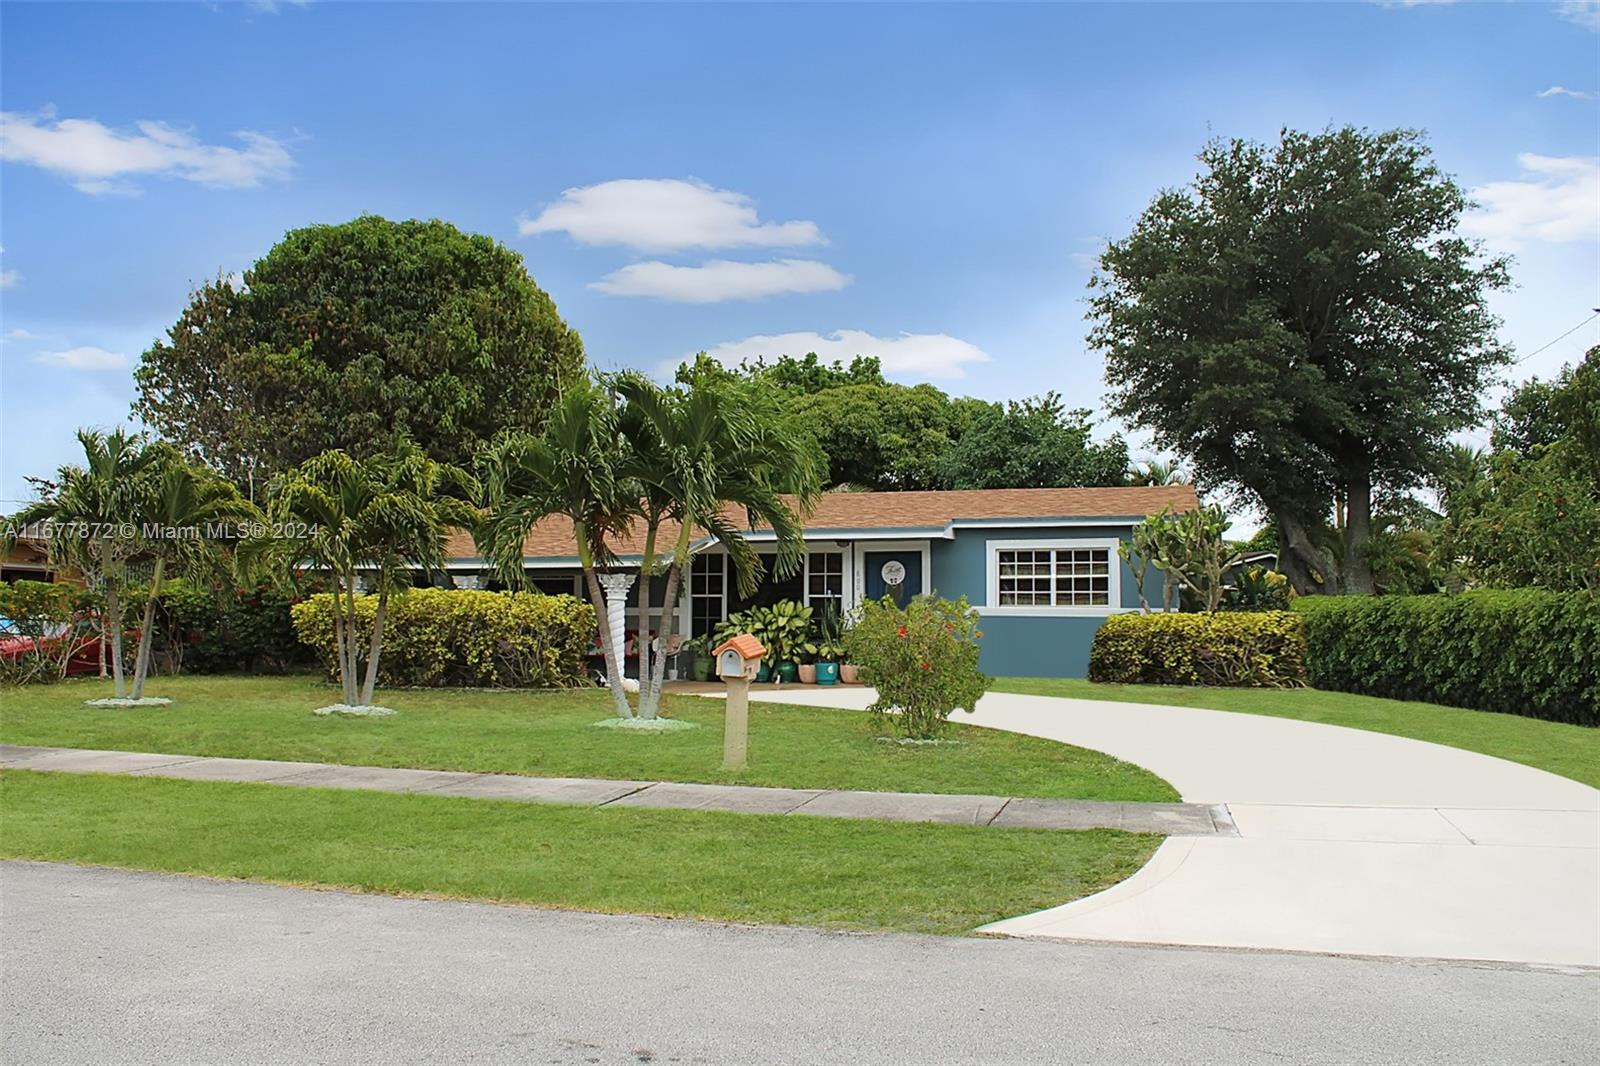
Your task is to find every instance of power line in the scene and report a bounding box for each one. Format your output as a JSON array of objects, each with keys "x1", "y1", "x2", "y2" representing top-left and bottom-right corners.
[{"x1": 1514, "y1": 310, "x2": 1599, "y2": 365}]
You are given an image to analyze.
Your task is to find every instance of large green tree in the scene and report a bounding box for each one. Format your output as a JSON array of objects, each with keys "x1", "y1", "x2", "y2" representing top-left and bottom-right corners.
[
  {"x1": 936, "y1": 392, "x2": 1128, "y2": 490},
  {"x1": 788, "y1": 383, "x2": 988, "y2": 490},
  {"x1": 135, "y1": 215, "x2": 585, "y2": 493},
  {"x1": 1440, "y1": 347, "x2": 1600, "y2": 592},
  {"x1": 1090, "y1": 127, "x2": 1511, "y2": 595}
]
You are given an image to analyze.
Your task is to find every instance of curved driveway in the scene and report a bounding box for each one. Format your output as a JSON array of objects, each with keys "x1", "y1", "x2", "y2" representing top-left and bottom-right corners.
[{"x1": 739, "y1": 686, "x2": 1600, "y2": 967}]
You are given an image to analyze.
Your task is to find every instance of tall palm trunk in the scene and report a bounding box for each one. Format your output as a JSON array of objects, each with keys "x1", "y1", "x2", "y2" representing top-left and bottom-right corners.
[
  {"x1": 130, "y1": 555, "x2": 166, "y2": 700},
  {"x1": 583, "y1": 567, "x2": 631, "y2": 718},
  {"x1": 332, "y1": 595, "x2": 349, "y2": 703},
  {"x1": 640, "y1": 558, "x2": 684, "y2": 719},
  {"x1": 636, "y1": 523, "x2": 659, "y2": 718},
  {"x1": 104, "y1": 580, "x2": 127, "y2": 699},
  {"x1": 359, "y1": 578, "x2": 389, "y2": 707},
  {"x1": 340, "y1": 575, "x2": 360, "y2": 705}
]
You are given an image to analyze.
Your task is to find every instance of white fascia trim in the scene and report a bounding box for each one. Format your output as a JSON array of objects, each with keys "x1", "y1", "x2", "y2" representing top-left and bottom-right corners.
[
  {"x1": 950, "y1": 515, "x2": 1145, "y2": 531},
  {"x1": 984, "y1": 536, "x2": 1123, "y2": 614}
]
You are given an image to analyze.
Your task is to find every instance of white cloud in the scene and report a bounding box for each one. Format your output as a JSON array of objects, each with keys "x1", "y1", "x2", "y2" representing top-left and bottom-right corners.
[
  {"x1": 0, "y1": 269, "x2": 19, "y2": 289},
  {"x1": 0, "y1": 110, "x2": 294, "y2": 195},
  {"x1": 677, "y1": 329, "x2": 992, "y2": 381},
  {"x1": 33, "y1": 346, "x2": 128, "y2": 370},
  {"x1": 591, "y1": 259, "x2": 850, "y2": 303},
  {"x1": 1557, "y1": 1, "x2": 1600, "y2": 30},
  {"x1": 1537, "y1": 85, "x2": 1594, "y2": 99},
  {"x1": 1463, "y1": 155, "x2": 1600, "y2": 248},
  {"x1": 518, "y1": 178, "x2": 824, "y2": 253},
  {"x1": 3, "y1": 329, "x2": 39, "y2": 341}
]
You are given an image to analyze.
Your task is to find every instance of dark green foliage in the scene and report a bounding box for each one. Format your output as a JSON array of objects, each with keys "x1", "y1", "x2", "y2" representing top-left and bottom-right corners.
[
  {"x1": 1090, "y1": 127, "x2": 1512, "y2": 595},
  {"x1": 1441, "y1": 347, "x2": 1600, "y2": 593},
  {"x1": 135, "y1": 215, "x2": 585, "y2": 484},
  {"x1": 787, "y1": 382, "x2": 984, "y2": 490},
  {"x1": 1295, "y1": 592, "x2": 1599, "y2": 725},
  {"x1": 136, "y1": 578, "x2": 319, "y2": 676},
  {"x1": 937, "y1": 393, "x2": 1129, "y2": 490},
  {"x1": 1088, "y1": 612, "x2": 1308, "y2": 688},
  {"x1": 292, "y1": 588, "x2": 596, "y2": 688}
]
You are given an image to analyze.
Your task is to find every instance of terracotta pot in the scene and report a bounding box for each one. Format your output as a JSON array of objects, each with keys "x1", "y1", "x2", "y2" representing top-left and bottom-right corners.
[
  {"x1": 797, "y1": 663, "x2": 817, "y2": 684},
  {"x1": 839, "y1": 663, "x2": 860, "y2": 684}
]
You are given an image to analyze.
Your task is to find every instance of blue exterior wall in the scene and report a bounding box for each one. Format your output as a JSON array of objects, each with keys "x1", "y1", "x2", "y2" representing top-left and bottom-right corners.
[{"x1": 927, "y1": 523, "x2": 1165, "y2": 679}]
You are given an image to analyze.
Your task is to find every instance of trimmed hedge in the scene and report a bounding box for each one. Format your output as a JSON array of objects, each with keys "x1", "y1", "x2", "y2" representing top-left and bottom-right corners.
[
  {"x1": 291, "y1": 588, "x2": 595, "y2": 689},
  {"x1": 1294, "y1": 592, "x2": 1599, "y2": 726},
  {"x1": 1088, "y1": 612, "x2": 1307, "y2": 688}
]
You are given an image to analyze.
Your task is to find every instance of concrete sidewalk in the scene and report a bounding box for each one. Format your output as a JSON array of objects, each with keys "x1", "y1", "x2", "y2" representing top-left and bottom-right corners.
[{"x1": 0, "y1": 743, "x2": 1231, "y2": 835}]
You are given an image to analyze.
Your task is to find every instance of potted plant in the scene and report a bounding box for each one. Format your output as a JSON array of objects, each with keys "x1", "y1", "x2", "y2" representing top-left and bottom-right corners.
[
  {"x1": 814, "y1": 639, "x2": 843, "y2": 685},
  {"x1": 839, "y1": 657, "x2": 860, "y2": 684},
  {"x1": 682, "y1": 636, "x2": 714, "y2": 682},
  {"x1": 797, "y1": 649, "x2": 818, "y2": 684},
  {"x1": 762, "y1": 599, "x2": 814, "y2": 684}
]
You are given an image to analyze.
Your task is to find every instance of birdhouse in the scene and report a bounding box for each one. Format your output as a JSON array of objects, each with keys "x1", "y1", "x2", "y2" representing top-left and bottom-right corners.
[{"x1": 712, "y1": 634, "x2": 765, "y2": 681}]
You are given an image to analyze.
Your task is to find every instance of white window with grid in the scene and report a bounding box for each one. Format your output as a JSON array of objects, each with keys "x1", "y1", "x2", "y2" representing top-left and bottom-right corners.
[
  {"x1": 985, "y1": 539, "x2": 1120, "y2": 615},
  {"x1": 806, "y1": 551, "x2": 844, "y2": 614}
]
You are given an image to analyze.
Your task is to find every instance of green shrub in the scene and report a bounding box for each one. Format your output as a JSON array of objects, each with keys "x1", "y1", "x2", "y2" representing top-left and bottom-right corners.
[
  {"x1": 1295, "y1": 592, "x2": 1599, "y2": 725},
  {"x1": 1088, "y1": 612, "x2": 1307, "y2": 687},
  {"x1": 291, "y1": 587, "x2": 595, "y2": 688},
  {"x1": 122, "y1": 578, "x2": 320, "y2": 676},
  {"x1": 844, "y1": 595, "x2": 988, "y2": 739}
]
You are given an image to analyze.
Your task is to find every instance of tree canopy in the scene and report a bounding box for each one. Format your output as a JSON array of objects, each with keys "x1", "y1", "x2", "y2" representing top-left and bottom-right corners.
[
  {"x1": 134, "y1": 215, "x2": 585, "y2": 492},
  {"x1": 1090, "y1": 126, "x2": 1511, "y2": 594},
  {"x1": 674, "y1": 352, "x2": 1129, "y2": 493},
  {"x1": 936, "y1": 392, "x2": 1129, "y2": 490}
]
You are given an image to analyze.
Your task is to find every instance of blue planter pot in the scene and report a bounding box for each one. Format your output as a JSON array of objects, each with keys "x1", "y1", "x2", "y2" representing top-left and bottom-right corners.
[{"x1": 815, "y1": 661, "x2": 840, "y2": 685}]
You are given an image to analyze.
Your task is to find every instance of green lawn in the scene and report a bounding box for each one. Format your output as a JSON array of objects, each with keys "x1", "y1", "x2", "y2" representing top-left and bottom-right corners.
[
  {"x1": 992, "y1": 677, "x2": 1600, "y2": 789},
  {"x1": 0, "y1": 770, "x2": 1158, "y2": 935},
  {"x1": 0, "y1": 674, "x2": 1176, "y2": 802}
]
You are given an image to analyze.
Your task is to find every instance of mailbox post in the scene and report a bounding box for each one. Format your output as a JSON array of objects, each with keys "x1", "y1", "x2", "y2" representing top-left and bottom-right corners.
[{"x1": 711, "y1": 634, "x2": 765, "y2": 770}]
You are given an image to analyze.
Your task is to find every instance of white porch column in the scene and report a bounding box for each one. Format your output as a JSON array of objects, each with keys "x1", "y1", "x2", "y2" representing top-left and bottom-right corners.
[{"x1": 597, "y1": 572, "x2": 636, "y2": 657}]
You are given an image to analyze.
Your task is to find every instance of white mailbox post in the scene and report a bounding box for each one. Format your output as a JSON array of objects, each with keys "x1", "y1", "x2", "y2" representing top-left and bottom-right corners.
[{"x1": 712, "y1": 634, "x2": 765, "y2": 770}]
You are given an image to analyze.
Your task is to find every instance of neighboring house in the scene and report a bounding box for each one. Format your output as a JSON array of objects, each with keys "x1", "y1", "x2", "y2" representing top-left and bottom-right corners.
[
  {"x1": 1222, "y1": 550, "x2": 1279, "y2": 588},
  {"x1": 444, "y1": 485, "x2": 1194, "y2": 678},
  {"x1": 1, "y1": 526, "x2": 63, "y2": 585}
]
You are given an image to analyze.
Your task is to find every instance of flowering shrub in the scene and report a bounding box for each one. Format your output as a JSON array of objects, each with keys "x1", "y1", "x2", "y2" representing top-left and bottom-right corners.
[{"x1": 844, "y1": 595, "x2": 988, "y2": 739}]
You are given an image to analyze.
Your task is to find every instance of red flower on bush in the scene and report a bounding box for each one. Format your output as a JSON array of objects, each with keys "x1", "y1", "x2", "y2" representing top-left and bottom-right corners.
[
  {"x1": 921, "y1": 661, "x2": 930, "y2": 670},
  {"x1": 897, "y1": 626, "x2": 907, "y2": 637}
]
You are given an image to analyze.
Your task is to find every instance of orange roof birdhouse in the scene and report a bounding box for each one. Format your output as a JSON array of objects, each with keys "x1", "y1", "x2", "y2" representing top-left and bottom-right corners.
[{"x1": 712, "y1": 634, "x2": 765, "y2": 662}]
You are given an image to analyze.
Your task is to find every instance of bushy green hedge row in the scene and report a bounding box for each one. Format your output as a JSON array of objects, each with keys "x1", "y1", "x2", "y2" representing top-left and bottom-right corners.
[
  {"x1": 137, "y1": 578, "x2": 319, "y2": 675},
  {"x1": 1294, "y1": 592, "x2": 1599, "y2": 725},
  {"x1": 291, "y1": 588, "x2": 595, "y2": 689},
  {"x1": 1088, "y1": 612, "x2": 1307, "y2": 688}
]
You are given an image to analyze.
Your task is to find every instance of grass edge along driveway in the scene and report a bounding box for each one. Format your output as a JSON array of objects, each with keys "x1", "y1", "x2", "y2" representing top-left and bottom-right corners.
[
  {"x1": 0, "y1": 770, "x2": 1160, "y2": 936},
  {"x1": 0, "y1": 675, "x2": 1177, "y2": 803},
  {"x1": 991, "y1": 677, "x2": 1600, "y2": 789}
]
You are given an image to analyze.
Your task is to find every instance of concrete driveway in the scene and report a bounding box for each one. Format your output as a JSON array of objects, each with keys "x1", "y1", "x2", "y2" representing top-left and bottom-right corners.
[
  {"x1": 735, "y1": 686, "x2": 1600, "y2": 967},
  {"x1": 4, "y1": 861, "x2": 1595, "y2": 1066}
]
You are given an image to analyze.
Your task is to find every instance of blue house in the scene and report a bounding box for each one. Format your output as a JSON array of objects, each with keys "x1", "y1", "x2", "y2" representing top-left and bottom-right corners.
[{"x1": 444, "y1": 485, "x2": 1193, "y2": 678}]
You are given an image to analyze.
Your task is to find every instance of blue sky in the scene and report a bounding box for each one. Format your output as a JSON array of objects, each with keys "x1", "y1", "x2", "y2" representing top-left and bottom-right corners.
[{"x1": 2, "y1": 1, "x2": 1598, "y2": 513}]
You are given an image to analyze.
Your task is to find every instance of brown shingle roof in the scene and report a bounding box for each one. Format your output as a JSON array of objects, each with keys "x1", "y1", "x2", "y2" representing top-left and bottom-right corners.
[{"x1": 447, "y1": 485, "x2": 1196, "y2": 561}]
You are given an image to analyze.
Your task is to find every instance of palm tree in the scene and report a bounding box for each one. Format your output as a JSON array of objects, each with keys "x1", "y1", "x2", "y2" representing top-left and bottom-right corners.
[
  {"x1": 1431, "y1": 443, "x2": 1490, "y2": 519},
  {"x1": 614, "y1": 369, "x2": 823, "y2": 719},
  {"x1": 479, "y1": 378, "x2": 638, "y2": 718},
  {"x1": 267, "y1": 445, "x2": 477, "y2": 709},
  {"x1": 1128, "y1": 458, "x2": 1185, "y2": 486},
  {"x1": 9, "y1": 429, "x2": 161, "y2": 699},
  {"x1": 127, "y1": 447, "x2": 262, "y2": 700}
]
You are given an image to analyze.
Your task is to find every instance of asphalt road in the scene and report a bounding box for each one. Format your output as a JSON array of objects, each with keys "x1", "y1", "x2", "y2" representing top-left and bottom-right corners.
[{"x1": 2, "y1": 861, "x2": 1595, "y2": 1066}]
